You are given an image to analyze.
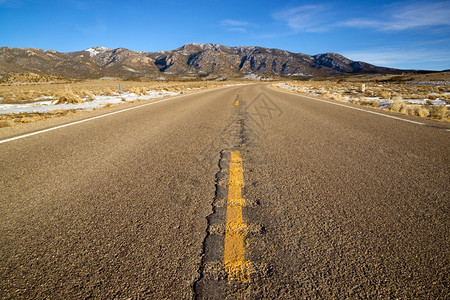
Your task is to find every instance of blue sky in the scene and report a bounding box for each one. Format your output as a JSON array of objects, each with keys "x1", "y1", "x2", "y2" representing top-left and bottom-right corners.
[{"x1": 1, "y1": 0, "x2": 449, "y2": 70}]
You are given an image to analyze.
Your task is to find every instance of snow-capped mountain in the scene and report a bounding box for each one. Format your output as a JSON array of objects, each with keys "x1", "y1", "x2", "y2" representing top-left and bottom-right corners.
[
  {"x1": 85, "y1": 46, "x2": 111, "y2": 57},
  {"x1": 145, "y1": 43, "x2": 400, "y2": 77},
  {"x1": 0, "y1": 43, "x2": 405, "y2": 79}
]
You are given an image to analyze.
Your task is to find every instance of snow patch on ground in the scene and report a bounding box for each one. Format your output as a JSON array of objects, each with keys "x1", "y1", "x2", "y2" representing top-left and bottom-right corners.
[
  {"x1": 243, "y1": 74, "x2": 261, "y2": 80},
  {"x1": 0, "y1": 90, "x2": 181, "y2": 114},
  {"x1": 278, "y1": 83, "x2": 298, "y2": 91},
  {"x1": 276, "y1": 83, "x2": 449, "y2": 106}
]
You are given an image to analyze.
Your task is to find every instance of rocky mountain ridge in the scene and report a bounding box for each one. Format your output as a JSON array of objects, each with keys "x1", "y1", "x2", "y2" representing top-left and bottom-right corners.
[{"x1": 0, "y1": 43, "x2": 405, "y2": 79}]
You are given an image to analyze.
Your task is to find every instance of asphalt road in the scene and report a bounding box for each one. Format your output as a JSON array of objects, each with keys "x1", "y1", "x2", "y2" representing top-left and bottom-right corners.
[{"x1": 1, "y1": 84, "x2": 449, "y2": 299}]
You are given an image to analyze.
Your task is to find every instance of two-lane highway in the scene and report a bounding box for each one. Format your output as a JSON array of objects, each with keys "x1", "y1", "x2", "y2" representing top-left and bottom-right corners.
[{"x1": 1, "y1": 84, "x2": 448, "y2": 299}]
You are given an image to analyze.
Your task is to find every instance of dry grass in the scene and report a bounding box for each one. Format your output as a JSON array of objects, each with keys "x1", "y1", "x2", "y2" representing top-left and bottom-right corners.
[
  {"x1": 429, "y1": 105, "x2": 448, "y2": 119},
  {"x1": 128, "y1": 87, "x2": 147, "y2": 95},
  {"x1": 371, "y1": 99, "x2": 380, "y2": 108},
  {"x1": 390, "y1": 95, "x2": 403, "y2": 112},
  {"x1": 0, "y1": 120, "x2": 14, "y2": 128},
  {"x1": 75, "y1": 89, "x2": 95, "y2": 101},
  {"x1": 330, "y1": 93, "x2": 342, "y2": 101},
  {"x1": 56, "y1": 91, "x2": 84, "y2": 104},
  {"x1": 100, "y1": 88, "x2": 117, "y2": 96},
  {"x1": 0, "y1": 72, "x2": 73, "y2": 84},
  {"x1": 379, "y1": 91, "x2": 391, "y2": 99},
  {"x1": 0, "y1": 79, "x2": 245, "y2": 127},
  {"x1": 0, "y1": 79, "x2": 242, "y2": 104},
  {"x1": 274, "y1": 77, "x2": 449, "y2": 122},
  {"x1": 417, "y1": 106, "x2": 430, "y2": 117},
  {"x1": 0, "y1": 110, "x2": 77, "y2": 127}
]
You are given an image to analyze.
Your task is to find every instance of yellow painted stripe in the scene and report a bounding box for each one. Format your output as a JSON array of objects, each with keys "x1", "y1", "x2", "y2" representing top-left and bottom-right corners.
[{"x1": 224, "y1": 151, "x2": 250, "y2": 282}]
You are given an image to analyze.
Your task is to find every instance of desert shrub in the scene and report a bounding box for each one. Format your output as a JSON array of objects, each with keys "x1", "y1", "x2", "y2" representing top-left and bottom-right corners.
[
  {"x1": 390, "y1": 95, "x2": 403, "y2": 112},
  {"x1": 406, "y1": 105, "x2": 419, "y2": 116},
  {"x1": 440, "y1": 93, "x2": 450, "y2": 101},
  {"x1": 128, "y1": 87, "x2": 146, "y2": 95},
  {"x1": 127, "y1": 87, "x2": 138, "y2": 94},
  {"x1": 76, "y1": 90, "x2": 95, "y2": 102},
  {"x1": 76, "y1": 89, "x2": 92, "y2": 97},
  {"x1": 1, "y1": 95, "x2": 16, "y2": 103},
  {"x1": 319, "y1": 87, "x2": 328, "y2": 94},
  {"x1": 417, "y1": 106, "x2": 430, "y2": 117},
  {"x1": 429, "y1": 105, "x2": 447, "y2": 119},
  {"x1": 371, "y1": 99, "x2": 380, "y2": 107},
  {"x1": 331, "y1": 93, "x2": 342, "y2": 101},
  {"x1": 359, "y1": 97, "x2": 371, "y2": 106},
  {"x1": 139, "y1": 87, "x2": 148, "y2": 95},
  {"x1": 322, "y1": 91, "x2": 332, "y2": 98},
  {"x1": 56, "y1": 92, "x2": 84, "y2": 104},
  {"x1": 380, "y1": 91, "x2": 391, "y2": 99},
  {"x1": 400, "y1": 104, "x2": 409, "y2": 114},
  {"x1": 101, "y1": 88, "x2": 116, "y2": 96}
]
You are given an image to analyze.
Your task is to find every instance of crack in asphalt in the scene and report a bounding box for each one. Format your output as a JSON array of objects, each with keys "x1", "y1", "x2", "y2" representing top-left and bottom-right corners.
[
  {"x1": 193, "y1": 94, "x2": 253, "y2": 299},
  {"x1": 192, "y1": 150, "x2": 227, "y2": 299}
]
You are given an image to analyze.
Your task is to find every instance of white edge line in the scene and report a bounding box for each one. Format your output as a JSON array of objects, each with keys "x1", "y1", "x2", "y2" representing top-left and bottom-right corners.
[
  {"x1": 0, "y1": 85, "x2": 241, "y2": 145},
  {"x1": 269, "y1": 86, "x2": 426, "y2": 126}
]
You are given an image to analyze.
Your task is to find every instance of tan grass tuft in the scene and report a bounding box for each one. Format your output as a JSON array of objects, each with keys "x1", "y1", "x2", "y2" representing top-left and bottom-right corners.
[
  {"x1": 0, "y1": 120, "x2": 15, "y2": 128},
  {"x1": 429, "y1": 105, "x2": 447, "y2": 119},
  {"x1": 128, "y1": 87, "x2": 146, "y2": 95},
  {"x1": 101, "y1": 88, "x2": 116, "y2": 96},
  {"x1": 417, "y1": 106, "x2": 430, "y2": 117},
  {"x1": 380, "y1": 91, "x2": 391, "y2": 99},
  {"x1": 331, "y1": 93, "x2": 342, "y2": 101},
  {"x1": 371, "y1": 99, "x2": 380, "y2": 107},
  {"x1": 56, "y1": 92, "x2": 84, "y2": 104},
  {"x1": 390, "y1": 95, "x2": 403, "y2": 112},
  {"x1": 76, "y1": 89, "x2": 95, "y2": 101}
]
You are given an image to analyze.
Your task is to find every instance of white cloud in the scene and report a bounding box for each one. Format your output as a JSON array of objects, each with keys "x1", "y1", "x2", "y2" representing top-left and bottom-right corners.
[
  {"x1": 341, "y1": 1, "x2": 450, "y2": 31},
  {"x1": 272, "y1": 5, "x2": 332, "y2": 32},
  {"x1": 220, "y1": 19, "x2": 251, "y2": 33},
  {"x1": 273, "y1": 2, "x2": 450, "y2": 34},
  {"x1": 342, "y1": 48, "x2": 450, "y2": 70},
  {"x1": 221, "y1": 20, "x2": 248, "y2": 27}
]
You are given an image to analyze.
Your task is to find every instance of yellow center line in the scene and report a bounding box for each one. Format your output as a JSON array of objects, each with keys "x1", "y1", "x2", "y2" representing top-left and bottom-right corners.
[{"x1": 224, "y1": 151, "x2": 250, "y2": 282}]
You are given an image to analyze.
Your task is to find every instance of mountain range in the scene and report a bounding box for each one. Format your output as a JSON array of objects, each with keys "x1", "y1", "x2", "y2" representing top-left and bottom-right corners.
[{"x1": 0, "y1": 43, "x2": 407, "y2": 80}]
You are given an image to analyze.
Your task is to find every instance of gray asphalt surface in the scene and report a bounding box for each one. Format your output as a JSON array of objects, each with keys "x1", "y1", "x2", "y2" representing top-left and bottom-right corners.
[{"x1": 1, "y1": 84, "x2": 449, "y2": 299}]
